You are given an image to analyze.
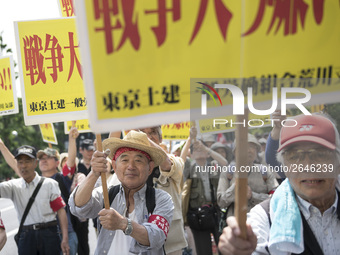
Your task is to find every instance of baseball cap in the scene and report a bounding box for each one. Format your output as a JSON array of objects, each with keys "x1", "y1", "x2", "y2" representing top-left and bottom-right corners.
[
  {"x1": 278, "y1": 115, "x2": 336, "y2": 152},
  {"x1": 37, "y1": 148, "x2": 60, "y2": 160},
  {"x1": 14, "y1": 145, "x2": 37, "y2": 159},
  {"x1": 81, "y1": 139, "x2": 95, "y2": 151}
]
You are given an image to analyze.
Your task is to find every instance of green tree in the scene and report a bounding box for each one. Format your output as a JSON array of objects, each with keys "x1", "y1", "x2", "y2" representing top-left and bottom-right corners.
[{"x1": 0, "y1": 31, "x2": 13, "y2": 56}]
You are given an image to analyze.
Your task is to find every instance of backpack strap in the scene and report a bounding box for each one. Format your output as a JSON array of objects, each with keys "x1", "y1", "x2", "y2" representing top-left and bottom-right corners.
[
  {"x1": 297, "y1": 212, "x2": 324, "y2": 255},
  {"x1": 146, "y1": 185, "x2": 156, "y2": 215},
  {"x1": 108, "y1": 185, "x2": 121, "y2": 206},
  {"x1": 260, "y1": 198, "x2": 272, "y2": 226},
  {"x1": 260, "y1": 198, "x2": 272, "y2": 254},
  {"x1": 107, "y1": 185, "x2": 156, "y2": 215}
]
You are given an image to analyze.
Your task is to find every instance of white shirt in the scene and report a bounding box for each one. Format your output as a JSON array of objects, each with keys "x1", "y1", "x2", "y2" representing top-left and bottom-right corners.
[
  {"x1": 0, "y1": 173, "x2": 61, "y2": 225},
  {"x1": 296, "y1": 193, "x2": 340, "y2": 255},
  {"x1": 248, "y1": 191, "x2": 340, "y2": 255},
  {"x1": 108, "y1": 210, "x2": 136, "y2": 255}
]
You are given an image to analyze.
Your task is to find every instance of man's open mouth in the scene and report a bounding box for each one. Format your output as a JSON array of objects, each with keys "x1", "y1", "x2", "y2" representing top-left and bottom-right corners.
[{"x1": 301, "y1": 179, "x2": 324, "y2": 184}]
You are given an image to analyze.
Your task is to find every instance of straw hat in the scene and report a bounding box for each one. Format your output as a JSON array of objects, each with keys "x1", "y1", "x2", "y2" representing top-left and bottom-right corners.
[{"x1": 102, "y1": 130, "x2": 167, "y2": 167}]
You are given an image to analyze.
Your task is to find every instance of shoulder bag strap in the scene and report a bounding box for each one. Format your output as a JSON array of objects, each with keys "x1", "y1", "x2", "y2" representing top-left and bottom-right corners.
[{"x1": 17, "y1": 177, "x2": 45, "y2": 234}]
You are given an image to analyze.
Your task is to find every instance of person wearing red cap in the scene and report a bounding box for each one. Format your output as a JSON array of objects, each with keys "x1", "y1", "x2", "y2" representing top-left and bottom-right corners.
[{"x1": 218, "y1": 114, "x2": 340, "y2": 255}]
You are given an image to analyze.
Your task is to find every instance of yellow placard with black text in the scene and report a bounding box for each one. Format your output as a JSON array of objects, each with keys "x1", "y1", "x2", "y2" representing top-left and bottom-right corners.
[
  {"x1": 75, "y1": 0, "x2": 340, "y2": 133},
  {"x1": 64, "y1": 119, "x2": 91, "y2": 134}
]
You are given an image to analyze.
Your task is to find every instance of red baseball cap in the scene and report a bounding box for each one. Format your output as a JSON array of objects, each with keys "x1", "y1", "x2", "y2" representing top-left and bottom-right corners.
[{"x1": 278, "y1": 115, "x2": 336, "y2": 152}]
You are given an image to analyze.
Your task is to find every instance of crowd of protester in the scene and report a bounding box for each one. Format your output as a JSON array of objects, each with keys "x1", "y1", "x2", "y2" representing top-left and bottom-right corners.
[{"x1": 0, "y1": 111, "x2": 339, "y2": 255}]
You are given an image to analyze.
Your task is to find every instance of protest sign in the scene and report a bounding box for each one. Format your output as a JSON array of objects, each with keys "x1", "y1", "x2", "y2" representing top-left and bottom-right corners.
[
  {"x1": 15, "y1": 17, "x2": 87, "y2": 125},
  {"x1": 0, "y1": 55, "x2": 19, "y2": 116},
  {"x1": 64, "y1": 119, "x2": 91, "y2": 134},
  {"x1": 39, "y1": 123, "x2": 58, "y2": 145},
  {"x1": 74, "y1": 0, "x2": 340, "y2": 133}
]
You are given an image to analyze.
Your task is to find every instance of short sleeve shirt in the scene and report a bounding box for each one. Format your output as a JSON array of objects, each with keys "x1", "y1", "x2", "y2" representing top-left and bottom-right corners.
[{"x1": 0, "y1": 173, "x2": 63, "y2": 225}]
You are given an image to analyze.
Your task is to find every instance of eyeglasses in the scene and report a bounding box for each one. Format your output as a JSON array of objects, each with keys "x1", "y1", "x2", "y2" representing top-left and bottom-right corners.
[{"x1": 282, "y1": 148, "x2": 335, "y2": 163}]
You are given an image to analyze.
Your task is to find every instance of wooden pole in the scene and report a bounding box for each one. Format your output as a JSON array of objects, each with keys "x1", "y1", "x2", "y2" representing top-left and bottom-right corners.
[
  {"x1": 234, "y1": 109, "x2": 249, "y2": 239},
  {"x1": 96, "y1": 134, "x2": 110, "y2": 209},
  {"x1": 71, "y1": 121, "x2": 77, "y2": 138},
  {"x1": 191, "y1": 121, "x2": 196, "y2": 143},
  {"x1": 48, "y1": 143, "x2": 52, "y2": 148}
]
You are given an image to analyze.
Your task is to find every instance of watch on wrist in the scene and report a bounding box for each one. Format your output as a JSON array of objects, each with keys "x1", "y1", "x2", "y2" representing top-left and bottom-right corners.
[{"x1": 124, "y1": 218, "x2": 133, "y2": 235}]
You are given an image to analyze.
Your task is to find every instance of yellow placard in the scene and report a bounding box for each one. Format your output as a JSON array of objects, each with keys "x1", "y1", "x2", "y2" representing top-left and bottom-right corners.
[
  {"x1": 75, "y1": 0, "x2": 340, "y2": 133},
  {"x1": 39, "y1": 123, "x2": 58, "y2": 145},
  {"x1": 58, "y1": 0, "x2": 75, "y2": 17},
  {"x1": 310, "y1": 105, "x2": 325, "y2": 113},
  {"x1": 161, "y1": 122, "x2": 190, "y2": 140},
  {"x1": 198, "y1": 114, "x2": 272, "y2": 135},
  {"x1": 15, "y1": 18, "x2": 88, "y2": 125},
  {"x1": 64, "y1": 119, "x2": 91, "y2": 134},
  {"x1": 0, "y1": 55, "x2": 19, "y2": 116}
]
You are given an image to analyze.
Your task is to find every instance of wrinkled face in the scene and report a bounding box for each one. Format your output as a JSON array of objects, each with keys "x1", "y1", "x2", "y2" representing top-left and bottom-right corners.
[
  {"x1": 113, "y1": 150, "x2": 154, "y2": 189},
  {"x1": 139, "y1": 127, "x2": 161, "y2": 144},
  {"x1": 17, "y1": 155, "x2": 37, "y2": 182},
  {"x1": 39, "y1": 154, "x2": 59, "y2": 172},
  {"x1": 214, "y1": 147, "x2": 227, "y2": 159},
  {"x1": 283, "y1": 142, "x2": 338, "y2": 202},
  {"x1": 247, "y1": 142, "x2": 258, "y2": 164}
]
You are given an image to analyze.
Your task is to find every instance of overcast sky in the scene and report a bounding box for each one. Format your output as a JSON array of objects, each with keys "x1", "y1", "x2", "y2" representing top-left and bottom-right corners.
[{"x1": 0, "y1": 0, "x2": 61, "y2": 97}]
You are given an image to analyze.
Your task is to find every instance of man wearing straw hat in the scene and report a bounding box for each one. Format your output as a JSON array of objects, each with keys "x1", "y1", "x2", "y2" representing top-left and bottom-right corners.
[
  {"x1": 139, "y1": 126, "x2": 188, "y2": 255},
  {"x1": 69, "y1": 130, "x2": 174, "y2": 255}
]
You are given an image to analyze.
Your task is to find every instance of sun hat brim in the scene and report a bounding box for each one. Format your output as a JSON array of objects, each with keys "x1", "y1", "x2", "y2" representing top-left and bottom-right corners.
[{"x1": 102, "y1": 137, "x2": 167, "y2": 167}]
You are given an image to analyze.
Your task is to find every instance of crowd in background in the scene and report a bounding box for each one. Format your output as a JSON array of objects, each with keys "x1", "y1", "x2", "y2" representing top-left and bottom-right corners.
[{"x1": 0, "y1": 110, "x2": 339, "y2": 255}]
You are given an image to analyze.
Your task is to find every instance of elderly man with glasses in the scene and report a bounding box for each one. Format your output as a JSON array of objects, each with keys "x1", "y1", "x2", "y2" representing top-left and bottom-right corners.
[{"x1": 218, "y1": 114, "x2": 340, "y2": 255}]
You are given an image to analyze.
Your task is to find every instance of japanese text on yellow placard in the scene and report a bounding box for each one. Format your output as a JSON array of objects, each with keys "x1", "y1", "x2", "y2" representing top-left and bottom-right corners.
[
  {"x1": 16, "y1": 18, "x2": 88, "y2": 125},
  {"x1": 162, "y1": 122, "x2": 190, "y2": 140},
  {"x1": 59, "y1": 0, "x2": 75, "y2": 17},
  {"x1": 198, "y1": 114, "x2": 272, "y2": 135},
  {"x1": 65, "y1": 119, "x2": 91, "y2": 134},
  {"x1": 77, "y1": 0, "x2": 340, "y2": 132}
]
